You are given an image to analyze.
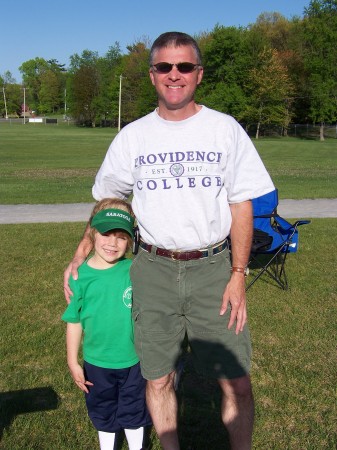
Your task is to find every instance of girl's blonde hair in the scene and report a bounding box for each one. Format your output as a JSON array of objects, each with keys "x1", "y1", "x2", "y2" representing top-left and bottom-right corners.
[{"x1": 89, "y1": 198, "x2": 134, "y2": 250}]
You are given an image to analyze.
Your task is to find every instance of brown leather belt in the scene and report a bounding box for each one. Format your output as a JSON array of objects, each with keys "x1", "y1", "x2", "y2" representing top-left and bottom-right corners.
[{"x1": 139, "y1": 239, "x2": 228, "y2": 261}]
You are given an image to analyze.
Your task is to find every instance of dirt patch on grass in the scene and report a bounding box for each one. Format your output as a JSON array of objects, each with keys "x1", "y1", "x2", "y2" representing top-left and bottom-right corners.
[
  {"x1": 271, "y1": 167, "x2": 337, "y2": 176},
  {"x1": 13, "y1": 168, "x2": 97, "y2": 178}
]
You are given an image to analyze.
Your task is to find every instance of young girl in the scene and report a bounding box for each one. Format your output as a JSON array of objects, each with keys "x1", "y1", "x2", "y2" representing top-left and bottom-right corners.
[{"x1": 62, "y1": 198, "x2": 151, "y2": 450}]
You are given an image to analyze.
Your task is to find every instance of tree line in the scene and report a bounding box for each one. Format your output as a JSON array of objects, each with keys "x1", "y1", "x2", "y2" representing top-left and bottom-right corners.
[{"x1": 1, "y1": 0, "x2": 336, "y2": 139}]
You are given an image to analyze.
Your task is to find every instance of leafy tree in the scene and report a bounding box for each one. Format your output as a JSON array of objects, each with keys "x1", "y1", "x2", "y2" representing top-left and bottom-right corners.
[
  {"x1": 278, "y1": 39, "x2": 310, "y2": 124},
  {"x1": 71, "y1": 64, "x2": 100, "y2": 126},
  {"x1": 98, "y1": 43, "x2": 123, "y2": 125},
  {"x1": 302, "y1": 0, "x2": 337, "y2": 140},
  {"x1": 68, "y1": 50, "x2": 100, "y2": 125},
  {"x1": 19, "y1": 58, "x2": 67, "y2": 114},
  {"x1": 197, "y1": 82, "x2": 247, "y2": 120},
  {"x1": 69, "y1": 47, "x2": 125, "y2": 126},
  {"x1": 120, "y1": 40, "x2": 156, "y2": 124},
  {"x1": 47, "y1": 59, "x2": 66, "y2": 72},
  {"x1": 68, "y1": 50, "x2": 99, "y2": 72},
  {"x1": 19, "y1": 58, "x2": 50, "y2": 112},
  {"x1": 3, "y1": 84, "x2": 22, "y2": 117},
  {"x1": 1, "y1": 71, "x2": 16, "y2": 84},
  {"x1": 240, "y1": 48, "x2": 294, "y2": 138},
  {"x1": 0, "y1": 72, "x2": 22, "y2": 117},
  {"x1": 250, "y1": 12, "x2": 295, "y2": 51},
  {"x1": 247, "y1": 12, "x2": 311, "y2": 124},
  {"x1": 198, "y1": 25, "x2": 251, "y2": 118},
  {"x1": 39, "y1": 70, "x2": 63, "y2": 114}
]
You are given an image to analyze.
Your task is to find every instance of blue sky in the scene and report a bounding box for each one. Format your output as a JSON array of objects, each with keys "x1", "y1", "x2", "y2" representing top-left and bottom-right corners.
[{"x1": 1, "y1": 0, "x2": 310, "y2": 83}]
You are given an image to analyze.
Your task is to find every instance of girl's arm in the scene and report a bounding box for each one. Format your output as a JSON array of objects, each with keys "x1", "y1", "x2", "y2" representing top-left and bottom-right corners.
[{"x1": 66, "y1": 322, "x2": 93, "y2": 393}]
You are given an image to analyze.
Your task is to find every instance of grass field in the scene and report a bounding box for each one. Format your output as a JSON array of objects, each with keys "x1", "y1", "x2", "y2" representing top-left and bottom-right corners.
[
  {"x1": 0, "y1": 125, "x2": 116, "y2": 204},
  {"x1": 0, "y1": 124, "x2": 336, "y2": 204},
  {"x1": 1, "y1": 123, "x2": 336, "y2": 449},
  {"x1": 0, "y1": 219, "x2": 336, "y2": 449}
]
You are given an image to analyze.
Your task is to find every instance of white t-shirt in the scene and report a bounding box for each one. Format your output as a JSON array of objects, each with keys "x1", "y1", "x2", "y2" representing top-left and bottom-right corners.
[{"x1": 93, "y1": 106, "x2": 274, "y2": 250}]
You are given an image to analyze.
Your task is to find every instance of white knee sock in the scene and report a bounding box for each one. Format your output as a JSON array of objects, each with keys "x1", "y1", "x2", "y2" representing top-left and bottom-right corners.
[
  {"x1": 98, "y1": 431, "x2": 116, "y2": 450},
  {"x1": 124, "y1": 427, "x2": 144, "y2": 450}
]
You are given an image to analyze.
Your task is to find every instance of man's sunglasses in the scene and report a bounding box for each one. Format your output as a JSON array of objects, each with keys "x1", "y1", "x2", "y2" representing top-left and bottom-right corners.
[{"x1": 151, "y1": 62, "x2": 201, "y2": 74}]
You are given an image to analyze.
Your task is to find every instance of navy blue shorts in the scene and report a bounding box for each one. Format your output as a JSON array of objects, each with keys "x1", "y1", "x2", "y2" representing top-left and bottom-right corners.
[{"x1": 84, "y1": 361, "x2": 152, "y2": 432}]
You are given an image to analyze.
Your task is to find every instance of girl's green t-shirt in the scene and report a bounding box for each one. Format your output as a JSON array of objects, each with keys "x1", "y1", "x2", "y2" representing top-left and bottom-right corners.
[{"x1": 62, "y1": 258, "x2": 139, "y2": 369}]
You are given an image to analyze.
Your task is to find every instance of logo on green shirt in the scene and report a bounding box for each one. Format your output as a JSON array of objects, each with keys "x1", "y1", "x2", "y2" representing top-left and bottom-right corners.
[{"x1": 123, "y1": 286, "x2": 132, "y2": 308}]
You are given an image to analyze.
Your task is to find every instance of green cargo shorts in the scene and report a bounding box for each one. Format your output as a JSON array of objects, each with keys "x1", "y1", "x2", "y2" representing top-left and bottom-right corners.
[{"x1": 130, "y1": 246, "x2": 251, "y2": 381}]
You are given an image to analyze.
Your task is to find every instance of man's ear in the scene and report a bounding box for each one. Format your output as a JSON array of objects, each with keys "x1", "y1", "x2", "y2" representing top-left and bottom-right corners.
[
  {"x1": 149, "y1": 68, "x2": 156, "y2": 86},
  {"x1": 197, "y1": 67, "x2": 204, "y2": 86}
]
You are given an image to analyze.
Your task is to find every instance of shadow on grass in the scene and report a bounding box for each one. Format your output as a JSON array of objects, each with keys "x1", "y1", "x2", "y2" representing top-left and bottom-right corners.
[
  {"x1": 0, "y1": 386, "x2": 60, "y2": 440},
  {"x1": 173, "y1": 338, "x2": 250, "y2": 450},
  {"x1": 177, "y1": 362, "x2": 231, "y2": 450}
]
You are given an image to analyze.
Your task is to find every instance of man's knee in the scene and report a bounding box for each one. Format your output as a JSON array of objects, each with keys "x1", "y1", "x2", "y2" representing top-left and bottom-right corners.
[
  {"x1": 147, "y1": 372, "x2": 175, "y2": 394},
  {"x1": 218, "y1": 375, "x2": 253, "y2": 399}
]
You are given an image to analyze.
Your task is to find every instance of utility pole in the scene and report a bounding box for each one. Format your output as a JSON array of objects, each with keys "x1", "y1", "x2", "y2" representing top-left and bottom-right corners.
[
  {"x1": 23, "y1": 87, "x2": 26, "y2": 124},
  {"x1": 118, "y1": 74, "x2": 124, "y2": 132},
  {"x1": 2, "y1": 87, "x2": 8, "y2": 119},
  {"x1": 21, "y1": 86, "x2": 30, "y2": 124}
]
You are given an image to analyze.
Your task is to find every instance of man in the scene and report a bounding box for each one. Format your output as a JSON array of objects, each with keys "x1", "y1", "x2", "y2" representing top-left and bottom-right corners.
[{"x1": 64, "y1": 32, "x2": 274, "y2": 450}]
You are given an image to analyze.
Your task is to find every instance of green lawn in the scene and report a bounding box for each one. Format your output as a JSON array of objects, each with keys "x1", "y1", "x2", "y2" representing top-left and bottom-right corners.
[
  {"x1": 0, "y1": 125, "x2": 116, "y2": 204},
  {"x1": 0, "y1": 220, "x2": 336, "y2": 449},
  {"x1": 254, "y1": 138, "x2": 337, "y2": 199},
  {"x1": 1, "y1": 123, "x2": 336, "y2": 449},
  {"x1": 0, "y1": 124, "x2": 336, "y2": 204}
]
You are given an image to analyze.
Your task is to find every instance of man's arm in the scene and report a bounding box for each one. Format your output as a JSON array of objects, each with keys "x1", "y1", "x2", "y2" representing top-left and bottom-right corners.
[
  {"x1": 220, "y1": 200, "x2": 253, "y2": 334},
  {"x1": 63, "y1": 222, "x2": 93, "y2": 303}
]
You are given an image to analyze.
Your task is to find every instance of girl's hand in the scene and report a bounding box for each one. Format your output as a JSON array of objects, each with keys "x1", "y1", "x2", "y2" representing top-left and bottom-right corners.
[{"x1": 68, "y1": 363, "x2": 94, "y2": 393}]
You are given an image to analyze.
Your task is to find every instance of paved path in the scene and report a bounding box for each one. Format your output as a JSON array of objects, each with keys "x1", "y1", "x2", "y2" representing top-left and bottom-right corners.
[{"x1": 0, "y1": 199, "x2": 336, "y2": 224}]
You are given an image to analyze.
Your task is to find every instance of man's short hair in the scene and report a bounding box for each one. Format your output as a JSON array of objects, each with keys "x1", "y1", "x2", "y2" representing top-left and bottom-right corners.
[{"x1": 149, "y1": 31, "x2": 202, "y2": 65}]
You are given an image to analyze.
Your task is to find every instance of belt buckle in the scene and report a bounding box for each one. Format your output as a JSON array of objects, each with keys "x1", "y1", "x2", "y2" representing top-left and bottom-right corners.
[{"x1": 171, "y1": 251, "x2": 178, "y2": 261}]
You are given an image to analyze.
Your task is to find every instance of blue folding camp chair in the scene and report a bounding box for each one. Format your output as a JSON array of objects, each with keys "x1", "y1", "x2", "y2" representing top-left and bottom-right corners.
[{"x1": 246, "y1": 189, "x2": 310, "y2": 290}]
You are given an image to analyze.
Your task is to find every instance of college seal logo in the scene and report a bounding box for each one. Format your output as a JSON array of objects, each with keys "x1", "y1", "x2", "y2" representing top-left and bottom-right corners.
[{"x1": 170, "y1": 163, "x2": 184, "y2": 177}]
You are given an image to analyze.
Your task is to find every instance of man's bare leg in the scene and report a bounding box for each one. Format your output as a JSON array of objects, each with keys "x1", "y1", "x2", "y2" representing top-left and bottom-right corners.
[
  {"x1": 146, "y1": 372, "x2": 180, "y2": 450},
  {"x1": 218, "y1": 375, "x2": 254, "y2": 450}
]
